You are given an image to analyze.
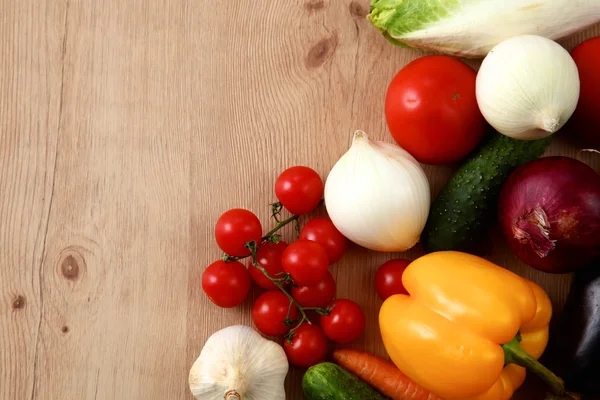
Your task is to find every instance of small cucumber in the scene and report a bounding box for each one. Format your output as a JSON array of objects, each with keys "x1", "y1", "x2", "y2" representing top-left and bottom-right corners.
[
  {"x1": 422, "y1": 132, "x2": 552, "y2": 253},
  {"x1": 302, "y1": 362, "x2": 387, "y2": 400}
]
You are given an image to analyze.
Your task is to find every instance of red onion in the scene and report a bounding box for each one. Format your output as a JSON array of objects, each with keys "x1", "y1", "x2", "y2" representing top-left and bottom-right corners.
[{"x1": 498, "y1": 156, "x2": 600, "y2": 273}]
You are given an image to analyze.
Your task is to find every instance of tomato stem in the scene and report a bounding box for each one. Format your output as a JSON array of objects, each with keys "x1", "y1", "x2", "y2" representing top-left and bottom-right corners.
[
  {"x1": 223, "y1": 199, "x2": 325, "y2": 263},
  {"x1": 284, "y1": 299, "x2": 295, "y2": 324},
  {"x1": 262, "y1": 214, "x2": 300, "y2": 241},
  {"x1": 246, "y1": 216, "x2": 329, "y2": 339},
  {"x1": 226, "y1": 199, "x2": 329, "y2": 340},
  {"x1": 249, "y1": 255, "x2": 311, "y2": 333},
  {"x1": 222, "y1": 214, "x2": 299, "y2": 264},
  {"x1": 269, "y1": 201, "x2": 283, "y2": 222}
]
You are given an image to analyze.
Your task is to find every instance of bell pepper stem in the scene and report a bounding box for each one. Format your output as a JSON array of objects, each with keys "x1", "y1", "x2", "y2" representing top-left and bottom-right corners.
[{"x1": 502, "y1": 337, "x2": 579, "y2": 399}]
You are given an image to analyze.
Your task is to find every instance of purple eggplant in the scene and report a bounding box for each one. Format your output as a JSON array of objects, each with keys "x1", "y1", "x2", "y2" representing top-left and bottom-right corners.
[{"x1": 546, "y1": 259, "x2": 600, "y2": 397}]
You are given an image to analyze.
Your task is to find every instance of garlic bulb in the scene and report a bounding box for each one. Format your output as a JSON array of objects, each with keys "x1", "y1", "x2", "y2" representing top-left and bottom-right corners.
[
  {"x1": 476, "y1": 35, "x2": 580, "y2": 140},
  {"x1": 324, "y1": 131, "x2": 430, "y2": 252},
  {"x1": 189, "y1": 325, "x2": 288, "y2": 400}
]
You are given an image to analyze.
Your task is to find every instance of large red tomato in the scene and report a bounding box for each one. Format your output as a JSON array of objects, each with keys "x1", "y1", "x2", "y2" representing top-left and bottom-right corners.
[
  {"x1": 569, "y1": 37, "x2": 600, "y2": 147},
  {"x1": 385, "y1": 55, "x2": 486, "y2": 165}
]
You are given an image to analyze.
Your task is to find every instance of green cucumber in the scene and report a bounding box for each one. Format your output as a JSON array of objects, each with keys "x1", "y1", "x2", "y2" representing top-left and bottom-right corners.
[
  {"x1": 422, "y1": 132, "x2": 552, "y2": 253},
  {"x1": 302, "y1": 362, "x2": 387, "y2": 400}
]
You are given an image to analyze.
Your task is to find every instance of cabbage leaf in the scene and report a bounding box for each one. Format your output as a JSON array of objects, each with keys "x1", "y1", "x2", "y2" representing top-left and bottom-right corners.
[{"x1": 368, "y1": 0, "x2": 600, "y2": 58}]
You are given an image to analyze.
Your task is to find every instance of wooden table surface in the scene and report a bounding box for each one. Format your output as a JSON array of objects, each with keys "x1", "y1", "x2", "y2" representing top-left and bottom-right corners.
[{"x1": 2, "y1": 1, "x2": 599, "y2": 399}]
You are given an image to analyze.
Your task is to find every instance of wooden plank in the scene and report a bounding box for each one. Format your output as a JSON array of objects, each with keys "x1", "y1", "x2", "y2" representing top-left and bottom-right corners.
[
  {"x1": 0, "y1": 1, "x2": 68, "y2": 399},
  {"x1": 2, "y1": 1, "x2": 192, "y2": 398},
  {"x1": 188, "y1": 1, "x2": 600, "y2": 399},
  {"x1": 1, "y1": 0, "x2": 599, "y2": 399}
]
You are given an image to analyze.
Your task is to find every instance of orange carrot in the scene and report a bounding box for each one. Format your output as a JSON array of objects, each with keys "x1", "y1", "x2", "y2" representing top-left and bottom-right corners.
[{"x1": 332, "y1": 348, "x2": 442, "y2": 400}]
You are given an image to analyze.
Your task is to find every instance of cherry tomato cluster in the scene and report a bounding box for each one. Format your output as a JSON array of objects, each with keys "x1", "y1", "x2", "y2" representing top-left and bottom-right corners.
[{"x1": 202, "y1": 166, "x2": 367, "y2": 368}]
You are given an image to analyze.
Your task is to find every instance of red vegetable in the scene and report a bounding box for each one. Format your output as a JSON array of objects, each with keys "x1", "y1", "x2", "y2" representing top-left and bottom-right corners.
[
  {"x1": 284, "y1": 323, "x2": 328, "y2": 368},
  {"x1": 320, "y1": 299, "x2": 366, "y2": 344},
  {"x1": 299, "y1": 218, "x2": 347, "y2": 264},
  {"x1": 385, "y1": 55, "x2": 485, "y2": 165},
  {"x1": 275, "y1": 166, "x2": 323, "y2": 215},
  {"x1": 214, "y1": 208, "x2": 262, "y2": 257},
  {"x1": 569, "y1": 36, "x2": 600, "y2": 147},
  {"x1": 291, "y1": 270, "x2": 336, "y2": 308},
  {"x1": 498, "y1": 156, "x2": 600, "y2": 273},
  {"x1": 282, "y1": 240, "x2": 329, "y2": 286},
  {"x1": 249, "y1": 241, "x2": 288, "y2": 289},
  {"x1": 374, "y1": 259, "x2": 410, "y2": 301},
  {"x1": 202, "y1": 260, "x2": 252, "y2": 308},
  {"x1": 252, "y1": 291, "x2": 298, "y2": 336}
]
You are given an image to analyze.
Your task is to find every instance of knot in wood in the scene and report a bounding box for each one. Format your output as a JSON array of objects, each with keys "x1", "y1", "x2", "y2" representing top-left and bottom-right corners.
[
  {"x1": 304, "y1": 0, "x2": 325, "y2": 10},
  {"x1": 305, "y1": 35, "x2": 338, "y2": 69},
  {"x1": 349, "y1": 1, "x2": 368, "y2": 17},
  {"x1": 12, "y1": 295, "x2": 25, "y2": 309},
  {"x1": 58, "y1": 248, "x2": 86, "y2": 281}
]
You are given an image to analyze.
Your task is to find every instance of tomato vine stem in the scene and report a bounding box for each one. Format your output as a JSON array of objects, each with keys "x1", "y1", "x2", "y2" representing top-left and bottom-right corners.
[
  {"x1": 246, "y1": 242, "x2": 314, "y2": 338},
  {"x1": 222, "y1": 201, "x2": 330, "y2": 340},
  {"x1": 262, "y1": 213, "x2": 300, "y2": 241},
  {"x1": 222, "y1": 213, "x2": 299, "y2": 263}
]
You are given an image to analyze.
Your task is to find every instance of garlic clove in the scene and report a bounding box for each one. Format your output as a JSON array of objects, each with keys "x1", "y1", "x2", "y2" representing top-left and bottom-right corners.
[
  {"x1": 476, "y1": 35, "x2": 580, "y2": 140},
  {"x1": 189, "y1": 325, "x2": 288, "y2": 400}
]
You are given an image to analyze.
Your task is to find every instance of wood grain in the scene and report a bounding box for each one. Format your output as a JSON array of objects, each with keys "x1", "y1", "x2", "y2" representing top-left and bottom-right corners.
[
  {"x1": 0, "y1": 1, "x2": 67, "y2": 398},
  {"x1": 1, "y1": 1, "x2": 599, "y2": 399}
]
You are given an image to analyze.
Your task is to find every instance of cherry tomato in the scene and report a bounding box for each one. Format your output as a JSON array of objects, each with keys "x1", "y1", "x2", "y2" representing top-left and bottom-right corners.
[
  {"x1": 275, "y1": 166, "x2": 323, "y2": 215},
  {"x1": 385, "y1": 55, "x2": 485, "y2": 165},
  {"x1": 214, "y1": 208, "x2": 262, "y2": 257},
  {"x1": 291, "y1": 271, "x2": 336, "y2": 308},
  {"x1": 374, "y1": 259, "x2": 410, "y2": 301},
  {"x1": 283, "y1": 323, "x2": 328, "y2": 368},
  {"x1": 282, "y1": 240, "x2": 329, "y2": 286},
  {"x1": 248, "y1": 241, "x2": 288, "y2": 289},
  {"x1": 252, "y1": 291, "x2": 298, "y2": 336},
  {"x1": 320, "y1": 299, "x2": 366, "y2": 344},
  {"x1": 202, "y1": 260, "x2": 251, "y2": 308},
  {"x1": 299, "y1": 218, "x2": 347, "y2": 264},
  {"x1": 569, "y1": 37, "x2": 600, "y2": 147}
]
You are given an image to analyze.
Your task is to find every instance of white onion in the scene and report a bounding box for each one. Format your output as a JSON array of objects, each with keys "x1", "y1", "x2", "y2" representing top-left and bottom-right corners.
[
  {"x1": 324, "y1": 131, "x2": 430, "y2": 252},
  {"x1": 476, "y1": 35, "x2": 580, "y2": 140}
]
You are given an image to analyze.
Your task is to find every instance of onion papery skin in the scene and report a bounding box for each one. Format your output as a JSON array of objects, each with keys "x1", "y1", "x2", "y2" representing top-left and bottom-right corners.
[{"x1": 498, "y1": 156, "x2": 600, "y2": 273}]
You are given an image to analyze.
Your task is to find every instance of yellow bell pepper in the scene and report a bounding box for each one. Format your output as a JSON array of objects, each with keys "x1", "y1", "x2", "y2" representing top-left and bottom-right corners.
[{"x1": 379, "y1": 251, "x2": 575, "y2": 400}]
